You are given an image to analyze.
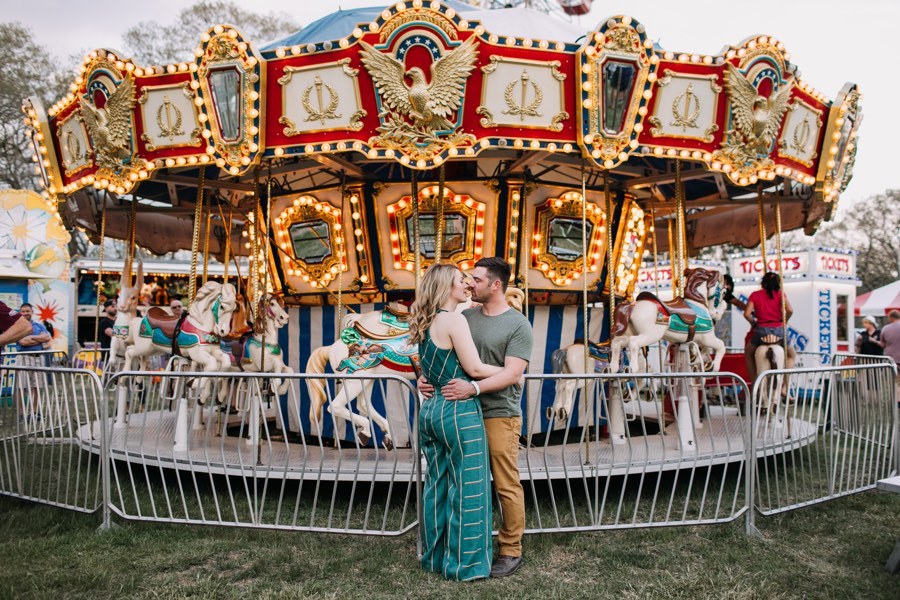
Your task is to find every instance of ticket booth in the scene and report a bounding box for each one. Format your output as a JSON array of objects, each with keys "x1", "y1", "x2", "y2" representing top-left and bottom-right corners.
[{"x1": 730, "y1": 248, "x2": 858, "y2": 363}]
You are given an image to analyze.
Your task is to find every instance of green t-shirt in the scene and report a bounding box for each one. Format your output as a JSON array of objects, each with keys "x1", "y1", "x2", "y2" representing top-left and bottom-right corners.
[{"x1": 462, "y1": 306, "x2": 533, "y2": 419}]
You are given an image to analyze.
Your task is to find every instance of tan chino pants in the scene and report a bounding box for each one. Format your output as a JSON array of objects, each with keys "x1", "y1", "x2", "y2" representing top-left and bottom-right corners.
[{"x1": 484, "y1": 416, "x2": 525, "y2": 557}]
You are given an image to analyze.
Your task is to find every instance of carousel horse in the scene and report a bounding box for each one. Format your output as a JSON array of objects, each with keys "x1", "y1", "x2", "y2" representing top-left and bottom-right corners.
[
  {"x1": 306, "y1": 287, "x2": 525, "y2": 449},
  {"x1": 609, "y1": 268, "x2": 727, "y2": 375},
  {"x1": 123, "y1": 281, "x2": 238, "y2": 403},
  {"x1": 225, "y1": 293, "x2": 292, "y2": 394},
  {"x1": 754, "y1": 334, "x2": 787, "y2": 415},
  {"x1": 108, "y1": 259, "x2": 144, "y2": 370}
]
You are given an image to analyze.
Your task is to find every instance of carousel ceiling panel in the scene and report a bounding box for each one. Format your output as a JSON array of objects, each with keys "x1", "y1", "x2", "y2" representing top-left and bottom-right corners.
[
  {"x1": 690, "y1": 199, "x2": 822, "y2": 250},
  {"x1": 28, "y1": 2, "x2": 862, "y2": 234}
]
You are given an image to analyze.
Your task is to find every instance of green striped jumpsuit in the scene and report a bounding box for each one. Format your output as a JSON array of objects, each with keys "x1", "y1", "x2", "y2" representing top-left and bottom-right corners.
[{"x1": 418, "y1": 325, "x2": 492, "y2": 581}]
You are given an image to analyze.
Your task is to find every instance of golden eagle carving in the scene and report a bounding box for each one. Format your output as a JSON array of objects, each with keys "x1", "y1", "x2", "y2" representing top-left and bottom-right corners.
[
  {"x1": 80, "y1": 76, "x2": 136, "y2": 170},
  {"x1": 360, "y1": 36, "x2": 478, "y2": 134},
  {"x1": 724, "y1": 63, "x2": 793, "y2": 156}
]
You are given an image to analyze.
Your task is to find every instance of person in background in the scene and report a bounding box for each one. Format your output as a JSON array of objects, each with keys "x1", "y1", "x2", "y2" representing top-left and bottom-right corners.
[
  {"x1": 15, "y1": 303, "x2": 51, "y2": 353},
  {"x1": 878, "y1": 310, "x2": 900, "y2": 404},
  {"x1": 743, "y1": 272, "x2": 794, "y2": 380},
  {"x1": 169, "y1": 299, "x2": 184, "y2": 318},
  {"x1": 856, "y1": 315, "x2": 883, "y2": 356},
  {"x1": 0, "y1": 301, "x2": 34, "y2": 354},
  {"x1": 98, "y1": 299, "x2": 117, "y2": 350}
]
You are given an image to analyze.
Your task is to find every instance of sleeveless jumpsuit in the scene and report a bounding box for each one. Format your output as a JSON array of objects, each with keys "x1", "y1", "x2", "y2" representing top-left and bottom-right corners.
[{"x1": 418, "y1": 326, "x2": 492, "y2": 581}]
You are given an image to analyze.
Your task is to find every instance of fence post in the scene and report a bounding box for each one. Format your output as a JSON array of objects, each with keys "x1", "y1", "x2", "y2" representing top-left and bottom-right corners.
[{"x1": 746, "y1": 375, "x2": 762, "y2": 538}]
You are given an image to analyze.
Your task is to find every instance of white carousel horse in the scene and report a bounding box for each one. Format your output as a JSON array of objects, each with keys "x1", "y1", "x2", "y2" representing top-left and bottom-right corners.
[
  {"x1": 609, "y1": 268, "x2": 727, "y2": 375},
  {"x1": 306, "y1": 288, "x2": 525, "y2": 449},
  {"x1": 123, "y1": 281, "x2": 238, "y2": 403},
  {"x1": 108, "y1": 259, "x2": 143, "y2": 371},
  {"x1": 754, "y1": 334, "x2": 789, "y2": 416},
  {"x1": 225, "y1": 293, "x2": 292, "y2": 394}
]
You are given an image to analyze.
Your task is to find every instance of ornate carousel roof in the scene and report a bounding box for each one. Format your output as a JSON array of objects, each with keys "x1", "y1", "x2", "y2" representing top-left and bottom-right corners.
[{"x1": 22, "y1": 1, "x2": 861, "y2": 302}]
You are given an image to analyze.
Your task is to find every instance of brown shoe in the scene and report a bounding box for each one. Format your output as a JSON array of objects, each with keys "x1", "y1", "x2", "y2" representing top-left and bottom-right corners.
[{"x1": 490, "y1": 555, "x2": 523, "y2": 578}]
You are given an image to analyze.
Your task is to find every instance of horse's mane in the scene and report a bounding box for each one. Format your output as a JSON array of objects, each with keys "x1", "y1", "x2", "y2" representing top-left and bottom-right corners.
[
  {"x1": 193, "y1": 281, "x2": 222, "y2": 305},
  {"x1": 683, "y1": 269, "x2": 718, "y2": 304},
  {"x1": 253, "y1": 295, "x2": 269, "y2": 335}
]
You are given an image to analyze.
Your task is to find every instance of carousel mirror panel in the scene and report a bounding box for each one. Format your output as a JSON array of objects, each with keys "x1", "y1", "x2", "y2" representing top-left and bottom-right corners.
[
  {"x1": 526, "y1": 188, "x2": 608, "y2": 289},
  {"x1": 273, "y1": 189, "x2": 369, "y2": 298},
  {"x1": 601, "y1": 59, "x2": 638, "y2": 134},
  {"x1": 207, "y1": 65, "x2": 243, "y2": 142},
  {"x1": 373, "y1": 182, "x2": 497, "y2": 289}
]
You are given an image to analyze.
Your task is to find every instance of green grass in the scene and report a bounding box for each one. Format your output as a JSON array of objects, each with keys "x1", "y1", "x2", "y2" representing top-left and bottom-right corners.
[{"x1": 0, "y1": 491, "x2": 898, "y2": 599}]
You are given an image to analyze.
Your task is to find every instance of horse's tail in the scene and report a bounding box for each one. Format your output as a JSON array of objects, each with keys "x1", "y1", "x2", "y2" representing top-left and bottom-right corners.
[
  {"x1": 766, "y1": 347, "x2": 778, "y2": 371},
  {"x1": 551, "y1": 347, "x2": 569, "y2": 374},
  {"x1": 306, "y1": 346, "x2": 331, "y2": 427},
  {"x1": 611, "y1": 302, "x2": 634, "y2": 337}
]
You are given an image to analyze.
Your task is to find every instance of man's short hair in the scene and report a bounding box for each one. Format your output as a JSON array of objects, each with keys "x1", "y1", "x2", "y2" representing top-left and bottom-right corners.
[
  {"x1": 20, "y1": 303, "x2": 32, "y2": 309},
  {"x1": 889, "y1": 309, "x2": 900, "y2": 320},
  {"x1": 474, "y1": 257, "x2": 512, "y2": 292}
]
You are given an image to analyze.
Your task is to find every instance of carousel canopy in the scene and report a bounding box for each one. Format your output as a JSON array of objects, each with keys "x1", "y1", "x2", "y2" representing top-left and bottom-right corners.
[{"x1": 22, "y1": 1, "x2": 862, "y2": 303}]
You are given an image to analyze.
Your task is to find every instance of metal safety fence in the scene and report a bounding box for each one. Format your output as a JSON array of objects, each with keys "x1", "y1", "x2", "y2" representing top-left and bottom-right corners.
[
  {"x1": 0, "y1": 360, "x2": 895, "y2": 540},
  {"x1": 750, "y1": 362, "x2": 897, "y2": 520},
  {"x1": 102, "y1": 368, "x2": 420, "y2": 535},
  {"x1": 0, "y1": 362, "x2": 103, "y2": 513}
]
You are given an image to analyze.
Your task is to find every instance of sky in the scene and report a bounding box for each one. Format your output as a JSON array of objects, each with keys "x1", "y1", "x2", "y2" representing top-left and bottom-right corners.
[{"x1": 4, "y1": 0, "x2": 896, "y2": 209}]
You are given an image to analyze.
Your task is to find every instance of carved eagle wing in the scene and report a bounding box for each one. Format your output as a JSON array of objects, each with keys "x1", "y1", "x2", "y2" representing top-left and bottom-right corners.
[
  {"x1": 725, "y1": 63, "x2": 759, "y2": 137},
  {"x1": 359, "y1": 41, "x2": 413, "y2": 116},
  {"x1": 427, "y1": 36, "x2": 478, "y2": 119},
  {"x1": 762, "y1": 79, "x2": 794, "y2": 144},
  {"x1": 104, "y1": 76, "x2": 136, "y2": 148},
  {"x1": 79, "y1": 97, "x2": 103, "y2": 144}
]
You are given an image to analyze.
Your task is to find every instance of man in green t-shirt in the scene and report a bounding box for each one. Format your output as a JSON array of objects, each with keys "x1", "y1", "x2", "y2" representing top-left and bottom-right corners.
[{"x1": 439, "y1": 257, "x2": 533, "y2": 577}]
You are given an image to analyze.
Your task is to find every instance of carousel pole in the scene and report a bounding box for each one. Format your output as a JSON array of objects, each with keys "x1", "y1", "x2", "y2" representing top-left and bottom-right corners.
[
  {"x1": 757, "y1": 183, "x2": 768, "y2": 269},
  {"x1": 674, "y1": 161, "x2": 687, "y2": 297},
  {"x1": 435, "y1": 165, "x2": 445, "y2": 263},
  {"x1": 773, "y1": 195, "x2": 789, "y2": 361},
  {"x1": 581, "y1": 161, "x2": 591, "y2": 460},
  {"x1": 604, "y1": 168, "x2": 625, "y2": 446},
  {"x1": 188, "y1": 167, "x2": 205, "y2": 304},
  {"x1": 92, "y1": 193, "x2": 108, "y2": 367},
  {"x1": 202, "y1": 202, "x2": 212, "y2": 285},
  {"x1": 521, "y1": 178, "x2": 531, "y2": 319},
  {"x1": 337, "y1": 173, "x2": 346, "y2": 339},
  {"x1": 411, "y1": 171, "x2": 421, "y2": 288},
  {"x1": 123, "y1": 197, "x2": 137, "y2": 288}
]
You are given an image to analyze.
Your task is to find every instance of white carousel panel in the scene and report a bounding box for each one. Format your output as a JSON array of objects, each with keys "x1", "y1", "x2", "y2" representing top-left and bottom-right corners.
[
  {"x1": 649, "y1": 72, "x2": 721, "y2": 143},
  {"x1": 778, "y1": 100, "x2": 822, "y2": 167},
  {"x1": 279, "y1": 62, "x2": 364, "y2": 135},
  {"x1": 137, "y1": 84, "x2": 202, "y2": 151},
  {"x1": 57, "y1": 114, "x2": 92, "y2": 175},
  {"x1": 478, "y1": 57, "x2": 566, "y2": 130}
]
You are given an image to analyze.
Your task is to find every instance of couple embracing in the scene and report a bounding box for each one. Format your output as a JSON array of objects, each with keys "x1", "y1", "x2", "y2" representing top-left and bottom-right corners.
[{"x1": 409, "y1": 257, "x2": 533, "y2": 582}]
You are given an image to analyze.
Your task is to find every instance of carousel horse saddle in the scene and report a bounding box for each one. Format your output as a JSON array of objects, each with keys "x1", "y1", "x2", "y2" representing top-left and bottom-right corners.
[
  {"x1": 352, "y1": 321, "x2": 409, "y2": 341},
  {"x1": 635, "y1": 291, "x2": 698, "y2": 326},
  {"x1": 144, "y1": 307, "x2": 184, "y2": 339},
  {"x1": 573, "y1": 338, "x2": 611, "y2": 362},
  {"x1": 225, "y1": 332, "x2": 253, "y2": 368}
]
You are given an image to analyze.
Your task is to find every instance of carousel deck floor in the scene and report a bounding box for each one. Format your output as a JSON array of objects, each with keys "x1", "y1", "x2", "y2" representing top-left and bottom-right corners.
[{"x1": 75, "y1": 407, "x2": 817, "y2": 482}]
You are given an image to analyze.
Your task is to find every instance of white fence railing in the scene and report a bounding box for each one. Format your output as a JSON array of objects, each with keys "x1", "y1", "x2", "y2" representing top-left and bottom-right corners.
[{"x1": 0, "y1": 360, "x2": 895, "y2": 540}]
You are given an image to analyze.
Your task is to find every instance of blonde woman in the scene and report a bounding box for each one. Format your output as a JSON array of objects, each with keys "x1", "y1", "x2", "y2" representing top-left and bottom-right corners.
[{"x1": 409, "y1": 263, "x2": 503, "y2": 581}]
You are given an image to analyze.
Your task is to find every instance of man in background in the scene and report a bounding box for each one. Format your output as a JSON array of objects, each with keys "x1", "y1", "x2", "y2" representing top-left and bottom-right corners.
[
  {"x1": 14, "y1": 303, "x2": 51, "y2": 353},
  {"x1": 98, "y1": 299, "x2": 117, "y2": 349},
  {"x1": 878, "y1": 309, "x2": 900, "y2": 404}
]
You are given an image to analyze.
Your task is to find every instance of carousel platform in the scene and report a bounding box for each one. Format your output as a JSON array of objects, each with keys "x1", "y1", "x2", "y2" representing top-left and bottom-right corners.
[{"x1": 74, "y1": 408, "x2": 817, "y2": 483}]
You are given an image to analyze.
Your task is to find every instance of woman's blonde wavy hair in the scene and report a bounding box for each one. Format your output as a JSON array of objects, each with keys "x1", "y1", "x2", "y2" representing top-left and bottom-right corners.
[{"x1": 408, "y1": 263, "x2": 460, "y2": 346}]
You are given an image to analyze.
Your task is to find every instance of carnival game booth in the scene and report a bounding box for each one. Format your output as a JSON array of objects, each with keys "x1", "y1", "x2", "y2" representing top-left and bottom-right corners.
[
  {"x1": 18, "y1": 2, "x2": 867, "y2": 489},
  {"x1": 730, "y1": 247, "x2": 858, "y2": 362}
]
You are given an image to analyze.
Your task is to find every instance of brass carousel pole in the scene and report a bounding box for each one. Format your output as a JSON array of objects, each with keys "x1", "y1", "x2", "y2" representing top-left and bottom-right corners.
[
  {"x1": 757, "y1": 183, "x2": 768, "y2": 269},
  {"x1": 435, "y1": 165, "x2": 445, "y2": 263},
  {"x1": 188, "y1": 167, "x2": 205, "y2": 304},
  {"x1": 123, "y1": 197, "x2": 137, "y2": 288},
  {"x1": 337, "y1": 173, "x2": 346, "y2": 338},
  {"x1": 92, "y1": 193, "x2": 108, "y2": 367},
  {"x1": 412, "y1": 171, "x2": 421, "y2": 288},
  {"x1": 582, "y1": 161, "x2": 591, "y2": 461},
  {"x1": 202, "y1": 202, "x2": 212, "y2": 285},
  {"x1": 674, "y1": 161, "x2": 687, "y2": 297},
  {"x1": 773, "y1": 194, "x2": 788, "y2": 359}
]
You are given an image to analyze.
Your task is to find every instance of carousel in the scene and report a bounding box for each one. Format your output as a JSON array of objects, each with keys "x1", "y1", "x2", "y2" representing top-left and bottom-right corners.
[{"x1": 22, "y1": 1, "x2": 861, "y2": 482}]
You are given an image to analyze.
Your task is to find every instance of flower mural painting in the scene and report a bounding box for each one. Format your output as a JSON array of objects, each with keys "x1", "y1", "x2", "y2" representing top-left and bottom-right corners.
[{"x1": 0, "y1": 190, "x2": 71, "y2": 353}]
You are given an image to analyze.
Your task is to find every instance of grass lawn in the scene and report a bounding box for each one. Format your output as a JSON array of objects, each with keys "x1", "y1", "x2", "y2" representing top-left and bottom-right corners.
[{"x1": 0, "y1": 490, "x2": 898, "y2": 599}]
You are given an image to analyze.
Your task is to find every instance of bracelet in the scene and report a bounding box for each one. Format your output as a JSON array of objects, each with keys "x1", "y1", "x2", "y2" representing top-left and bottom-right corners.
[{"x1": 470, "y1": 381, "x2": 481, "y2": 396}]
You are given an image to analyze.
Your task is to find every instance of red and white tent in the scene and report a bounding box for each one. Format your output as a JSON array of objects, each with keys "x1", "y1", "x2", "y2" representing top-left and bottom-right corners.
[{"x1": 854, "y1": 280, "x2": 900, "y2": 316}]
